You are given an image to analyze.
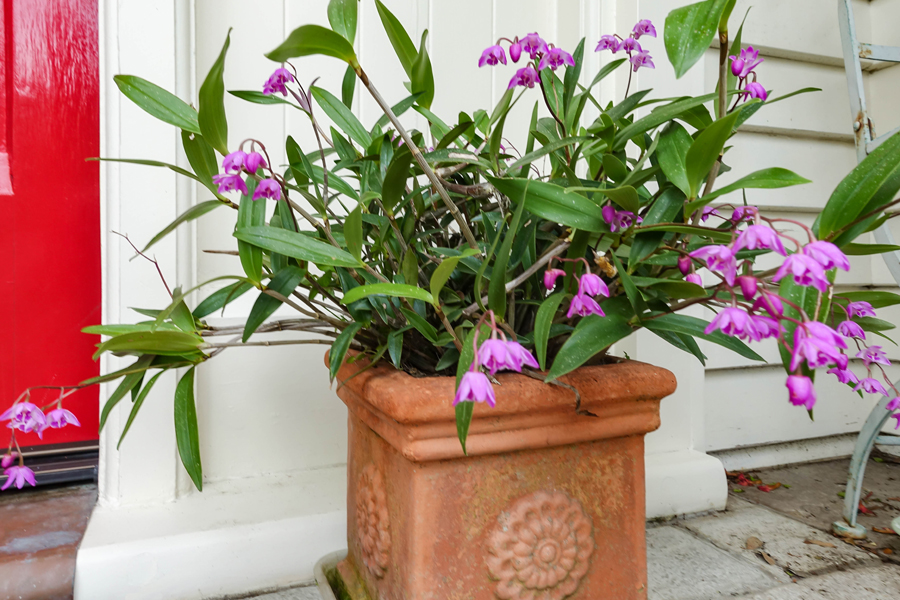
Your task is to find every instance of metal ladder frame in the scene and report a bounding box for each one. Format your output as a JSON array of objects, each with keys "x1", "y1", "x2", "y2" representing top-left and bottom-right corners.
[{"x1": 834, "y1": 0, "x2": 900, "y2": 539}]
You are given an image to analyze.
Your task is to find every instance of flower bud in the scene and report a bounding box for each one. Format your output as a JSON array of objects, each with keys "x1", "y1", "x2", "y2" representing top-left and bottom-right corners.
[
  {"x1": 543, "y1": 268, "x2": 566, "y2": 291},
  {"x1": 677, "y1": 256, "x2": 691, "y2": 275},
  {"x1": 1, "y1": 453, "x2": 16, "y2": 468},
  {"x1": 730, "y1": 58, "x2": 745, "y2": 78},
  {"x1": 509, "y1": 40, "x2": 522, "y2": 63},
  {"x1": 685, "y1": 273, "x2": 702, "y2": 286},
  {"x1": 737, "y1": 275, "x2": 758, "y2": 300}
]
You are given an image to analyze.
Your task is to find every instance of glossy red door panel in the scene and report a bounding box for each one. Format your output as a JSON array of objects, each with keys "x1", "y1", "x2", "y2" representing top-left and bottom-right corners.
[{"x1": 0, "y1": 0, "x2": 100, "y2": 446}]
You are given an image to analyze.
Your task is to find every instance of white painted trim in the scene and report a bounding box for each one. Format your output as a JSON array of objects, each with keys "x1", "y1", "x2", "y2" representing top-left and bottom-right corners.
[
  {"x1": 97, "y1": 0, "x2": 121, "y2": 508},
  {"x1": 74, "y1": 466, "x2": 347, "y2": 600},
  {"x1": 174, "y1": 0, "x2": 198, "y2": 501},
  {"x1": 711, "y1": 433, "x2": 859, "y2": 472},
  {"x1": 646, "y1": 449, "x2": 728, "y2": 519}
]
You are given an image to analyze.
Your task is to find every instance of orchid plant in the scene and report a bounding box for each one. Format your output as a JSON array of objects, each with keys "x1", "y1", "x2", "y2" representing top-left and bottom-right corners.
[{"x1": 5, "y1": 0, "x2": 900, "y2": 492}]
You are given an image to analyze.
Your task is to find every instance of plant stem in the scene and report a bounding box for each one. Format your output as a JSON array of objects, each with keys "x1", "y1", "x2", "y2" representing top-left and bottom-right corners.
[
  {"x1": 436, "y1": 307, "x2": 463, "y2": 352},
  {"x1": 700, "y1": 30, "x2": 731, "y2": 202},
  {"x1": 463, "y1": 240, "x2": 570, "y2": 315},
  {"x1": 538, "y1": 76, "x2": 567, "y2": 136},
  {"x1": 717, "y1": 31, "x2": 729, "y2": 120},
  {"x1": 203, "y1": 339, "x2": 336, "y2": 349},
  {"x1": 356, "y1": 68, "x2": 480, "y2": 252}
]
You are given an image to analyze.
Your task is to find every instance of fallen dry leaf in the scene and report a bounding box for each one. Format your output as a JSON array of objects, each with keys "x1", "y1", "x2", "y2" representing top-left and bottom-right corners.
[
  {"x1": 873, "y1": 527, "x2": 896, "y2": 535},
  {"x1": 746, "y1": 536, "x2": 763, "y2": 550},
  {"x1": 804, "y1": 538, "x2": 836, "y2": 548},
  {"x1": 884, "y1": 548, "x2": 894, "y2": 555},
  {"x1": 759, "y1": 551, "x2": 777, "y2": 566}
]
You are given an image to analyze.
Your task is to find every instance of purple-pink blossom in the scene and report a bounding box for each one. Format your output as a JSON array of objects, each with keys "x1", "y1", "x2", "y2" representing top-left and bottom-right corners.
[
  {"x1": 603, "y1": 205, "x2": 642, "y2": 233},
  {"x1": 786, "y1": 375, "x2": 816, "y2": 410},
  {"x1": 857, "y1": 345, "x2": 890, "y2": 367},
  {"x1": 595, "y1": 35, "x2": 621, "y2": 53},
  {"x1": 629, "y1": 50, "x2": 655, "y2": 72},
  {"x1": 578, "y1": 273, "x2": 609, "y2": 298},
  {"x1": 829, "y1": 366, "x2": 859, "y2": 385},
  {"x1": 45, "y1": 408, "x2": 81, "y2": 430},
  {"x1": 212, "y1": 173, "x2": 249, "y2": 195},
  {"x1": 222, "y1": 150, "x2": 247, "y2": 174},
  {"x1": 543, "y1": 268, "x2": 566, "y2": 291},
  {"x1": 803, "y1": 241, "x2": 850, "y2": 272},
  {"x1": 244, "y1": 152, "x2": 267, "y2": 174},
  {"x1": 520, "y1": 33, "x2": 548, "y2": 59},
  {"x1": 790, "y1": 322, "x2": 848, "y2": 371},
  {"x1": 837, "y1": 320, "x2": 866, "y2": 340},
  {"x1": 620, "y1": 38, "x2": 642, "y2": 54},
  {"x1": 750, "y1": 315, "x2": 781, "y2": 341},
  {"x1": 806, "y1": 321, "x2": 849, "y2": 348},
  {"x1": 567, "y1": 293, "x2": 605, "y2": 318},
  {"x1": 478, "y1": 338, "x2": 516, "y2": 375},
  {"x1": 733, "y1": 225, "x2": 787, "y2": 256},
  {"x1": 538, "y1": 47, "x2": 575, "y2": 71},
  {"x1": 508, "y1": 66, "x2": 539, "y2": 89},
  {"x1": 855, "y1": 377, "x2": 888, "y2": 396},
  {"x1": 454, "y1": 368, "x2": 496, "y2": 407},
  {"x1": 478, "y1": 45, "x2": 507, "y2": 67},
  {"x1": 741, "y1": 81, "x2": 768, "y2": 101},
  {"x1": 1, "y1": 402, "x2": 47, "y2": 438},
  {"x1": 506, "y1": 341, "x2": 539, "y2": 371},
  {"x1": 729, "y1": 46, "x2": 763, "y2": 78},
  {"x1": 886, "y1": 397, "x2": 900, "y2": 411},
  {"x1": 252, "y1": 178, "x2": 281, "y2": 201},
  {"x1": 704, "y1": 307, "x2": 754, "y2": 340},
  {"x1": 701, "y1": 206, "x2": 721, "y2": 222},
  {"x1": 773, "y1": 254, "x2": 830, "y2": 292},
  {"x1": 1, "y1": 465, "x2": 36, "y2": 491},
  {"x1": 845, "y1": 301, "x2": 875, "y2": 318},
  {"x1": 223, "y1": 150, "x2": 265, "y2": 175},
  {"x1": 632, "y1": 20, "x2": 657, "y2": 39},
  {"x1": 263, "y1": 67, "x2": 294, "y2": 96},
  {"x1": 752, "y1": 294, "x2": 784, "y2": 317},
  {"x1": 689, "y1": 245, "x2": 737, "y2": 285},
  {"x1": 731, "y1": 206, "x2": 759, "y2": 223}
]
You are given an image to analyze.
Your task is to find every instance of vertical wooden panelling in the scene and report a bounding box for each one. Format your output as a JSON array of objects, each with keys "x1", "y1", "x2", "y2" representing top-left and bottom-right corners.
[{"x1": 195, "y1": 0, "x2": 287, "y2": 300}]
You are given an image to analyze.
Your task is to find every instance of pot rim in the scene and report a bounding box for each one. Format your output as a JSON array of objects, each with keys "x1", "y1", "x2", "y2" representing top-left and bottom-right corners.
[{"x1": 331, "y1": 353, "x2": 676, "y2": 462}]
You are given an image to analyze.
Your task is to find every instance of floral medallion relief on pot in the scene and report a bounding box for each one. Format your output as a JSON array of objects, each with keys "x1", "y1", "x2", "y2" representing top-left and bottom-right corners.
[
  {"x1": 356, "y1": 463, "x2": 391, "y2": 578},
  {"x1": 486, "y1": 490, "x2": 595, "y2": 600}
]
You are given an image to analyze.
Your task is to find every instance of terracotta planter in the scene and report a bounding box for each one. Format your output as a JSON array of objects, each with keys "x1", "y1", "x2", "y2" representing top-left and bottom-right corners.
[{"x1": 330, "y1": 355, "x2": 676, "y2": 600}]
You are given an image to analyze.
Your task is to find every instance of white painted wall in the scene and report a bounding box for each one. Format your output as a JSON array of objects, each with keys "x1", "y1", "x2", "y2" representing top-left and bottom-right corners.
[{"x1": 75, "y1": 1, "x2": 900, "y2": 598}]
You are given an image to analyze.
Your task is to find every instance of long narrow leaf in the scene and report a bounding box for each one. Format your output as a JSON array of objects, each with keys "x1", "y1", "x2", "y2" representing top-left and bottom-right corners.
[{"x1": 174, "y1": 367, "x2": 203, "y2": 491}]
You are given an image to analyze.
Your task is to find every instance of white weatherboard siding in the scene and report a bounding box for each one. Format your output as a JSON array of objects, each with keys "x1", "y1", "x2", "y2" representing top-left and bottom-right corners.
[{"x1": 75, "y1": 1, "x2": 900, "y2": 598}]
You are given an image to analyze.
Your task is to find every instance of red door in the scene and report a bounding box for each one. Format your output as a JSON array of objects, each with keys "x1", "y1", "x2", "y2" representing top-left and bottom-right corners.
[{"x1": 0, "y1": 0, "x2": 100, "y2": 454}]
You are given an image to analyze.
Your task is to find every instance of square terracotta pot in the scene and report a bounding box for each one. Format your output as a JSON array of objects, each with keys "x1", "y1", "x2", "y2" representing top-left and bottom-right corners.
[{"x1": 332, "y1": 357, "x2": 676, "y2": 600}]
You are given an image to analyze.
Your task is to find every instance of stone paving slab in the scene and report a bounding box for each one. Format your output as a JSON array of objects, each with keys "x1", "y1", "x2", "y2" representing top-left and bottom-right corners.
[
  {"x1": 0, "y1": 483, "x2": 96, "y2": 600},
  {"x1": 729, "y1": 458, "x2": 900, "y2": 556},
  {"x1": 681, "y1": 498, "x2": 879, "y2": 578},
  {"x1": 647, "y1": 526, "x2": 783, "y2": 600},
  {"x1": 738, "y1": 564, "x2": 900, "y2": 599}
]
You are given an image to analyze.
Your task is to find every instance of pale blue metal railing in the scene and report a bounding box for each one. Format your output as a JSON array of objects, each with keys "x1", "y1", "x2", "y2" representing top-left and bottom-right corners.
[{"x1": 834, "y1": 0, "x2": 900, "y2": 539}]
